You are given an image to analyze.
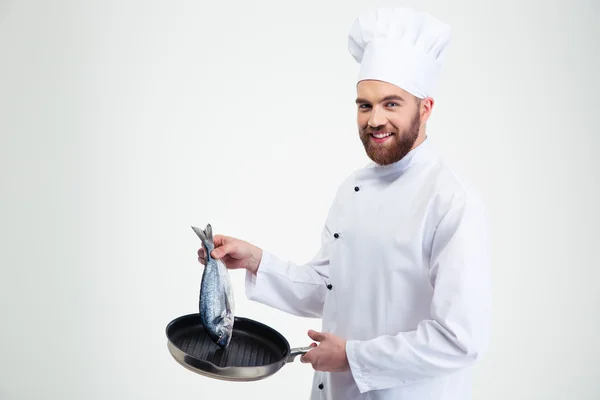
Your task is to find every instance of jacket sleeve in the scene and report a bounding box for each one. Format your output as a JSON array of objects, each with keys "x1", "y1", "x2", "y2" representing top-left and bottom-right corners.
[
  {"x1": 244, "y1": 221, "x2": 334, "y2": 318},
  {"x1": 345, "y1": 193, "x2": 493, "y2": 393}
]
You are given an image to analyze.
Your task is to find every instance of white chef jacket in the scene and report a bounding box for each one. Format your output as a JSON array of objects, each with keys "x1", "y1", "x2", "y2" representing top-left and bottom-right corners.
[{"x1": 245, "y1": 138, "x2": 492, "y2": 400}]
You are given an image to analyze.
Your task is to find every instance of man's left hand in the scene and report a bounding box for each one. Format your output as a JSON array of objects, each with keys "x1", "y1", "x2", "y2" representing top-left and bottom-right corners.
[{"x1": 300, "y1": 330, "x2": 350, "y2": 372}]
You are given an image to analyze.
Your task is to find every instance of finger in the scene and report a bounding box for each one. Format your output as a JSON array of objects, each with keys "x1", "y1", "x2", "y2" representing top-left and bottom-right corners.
[
  {"x1": 197, "y1": 248, "x2": 205, "y2": 258},
  {"x1": 198, "y1": 256, "x2": 206, "y2": 265},
  {"x1": 212, "y1": 234, "x2": 228, "y2": 247},
  {"x1": 300, "y1": 344, "x2": 318, "y2": 363},
  {"x1": 308, "y1": 330, "x2": 326, "y2": 342},
  {"x1": 302, "y1": 342, "x2": 317, "y2": 357},
  {"x1": 300, "y1": 348, "x2": 315, "y2": 364},
  {"x1": 211, "y1": 243, "x2": 236, "y2": 259}
]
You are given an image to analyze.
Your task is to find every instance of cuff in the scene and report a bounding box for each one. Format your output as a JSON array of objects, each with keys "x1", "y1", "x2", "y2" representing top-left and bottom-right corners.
[
  {"x1": 244, "y1": 249, "x2": 278, "y2": 300},
  {"x1": 346, "y1": 340, "x2": 371, "y2": 393}
]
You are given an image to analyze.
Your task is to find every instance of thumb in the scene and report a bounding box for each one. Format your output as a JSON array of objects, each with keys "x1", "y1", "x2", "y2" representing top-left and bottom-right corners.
[
  {"x1": 211, "y1": 243, "x2": 237, "y2": 259},
  {"x1": 308, "y1": 330, "x2": 326, "y2": 342}
]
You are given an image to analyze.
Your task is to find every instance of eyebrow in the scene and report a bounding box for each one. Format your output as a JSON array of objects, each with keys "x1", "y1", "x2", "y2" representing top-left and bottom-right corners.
[{"x1": 355, "y1": 94, "x2": 406, "y2": 104}]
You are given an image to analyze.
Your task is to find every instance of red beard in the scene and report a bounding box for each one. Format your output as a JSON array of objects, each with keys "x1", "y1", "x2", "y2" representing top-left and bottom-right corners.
[{"x1": 359, "y1": 109, "x2": 421, "y2": 165}]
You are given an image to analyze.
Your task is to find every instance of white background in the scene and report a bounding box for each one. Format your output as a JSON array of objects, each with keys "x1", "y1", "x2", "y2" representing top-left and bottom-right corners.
[{"x1": 1, "y1": 0, "x2": 599, "y2": 399}]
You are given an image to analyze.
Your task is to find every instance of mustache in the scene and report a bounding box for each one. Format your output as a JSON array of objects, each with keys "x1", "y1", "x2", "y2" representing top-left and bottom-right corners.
[{"x1": 361, "y1": 129, "x2": 396, "y2": 135}]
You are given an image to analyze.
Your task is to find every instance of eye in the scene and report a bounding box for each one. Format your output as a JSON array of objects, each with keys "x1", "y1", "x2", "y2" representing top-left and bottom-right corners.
[{"x1": 386, "y1": 102, "x2": 399, "y2": 107}]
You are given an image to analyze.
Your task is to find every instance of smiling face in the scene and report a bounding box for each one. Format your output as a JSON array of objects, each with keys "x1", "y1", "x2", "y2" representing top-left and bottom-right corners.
[{"x1": 356, "y1": 80, "x2": 433, "y2": 165}]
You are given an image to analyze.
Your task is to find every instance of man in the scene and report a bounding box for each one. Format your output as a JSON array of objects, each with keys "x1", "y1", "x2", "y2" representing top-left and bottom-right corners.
[{"x1": 198, "y1": 7, "x2": 492, "y2": 400}]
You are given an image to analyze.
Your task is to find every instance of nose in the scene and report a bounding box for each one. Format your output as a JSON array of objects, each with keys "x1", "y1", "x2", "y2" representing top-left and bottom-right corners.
[{"x1": 368, "y1": 107, "x2": 386, "y2": 128}]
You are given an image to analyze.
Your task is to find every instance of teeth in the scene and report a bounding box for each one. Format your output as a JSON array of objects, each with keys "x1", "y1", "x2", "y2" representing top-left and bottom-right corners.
[{"x1": 373, "y1": 132, "x2": 392, "y2": 138}]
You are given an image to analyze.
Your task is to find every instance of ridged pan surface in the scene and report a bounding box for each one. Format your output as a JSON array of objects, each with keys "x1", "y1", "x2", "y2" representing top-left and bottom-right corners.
[{"x1": 166, "y1": 313, "x2": 290, "y2": 381}]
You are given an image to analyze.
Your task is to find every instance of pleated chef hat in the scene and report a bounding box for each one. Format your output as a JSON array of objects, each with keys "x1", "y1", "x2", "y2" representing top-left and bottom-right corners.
[{"x1": 348, "y1": 7, "x2": 451, "y2": 99}]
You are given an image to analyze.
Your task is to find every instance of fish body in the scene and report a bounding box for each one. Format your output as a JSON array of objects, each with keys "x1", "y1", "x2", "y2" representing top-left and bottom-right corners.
[{"x1": 191, "y1": 224, "x2": 235, "y2": 348}]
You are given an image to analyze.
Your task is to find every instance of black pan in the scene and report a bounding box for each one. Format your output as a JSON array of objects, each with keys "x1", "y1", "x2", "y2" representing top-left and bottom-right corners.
[{"x1": 166, "y1": 313, "x2": 312, "y2": 381}]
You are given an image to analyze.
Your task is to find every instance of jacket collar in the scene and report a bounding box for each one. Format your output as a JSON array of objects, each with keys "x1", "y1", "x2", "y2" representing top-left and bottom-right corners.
[{"x1": 355, "y1": 137, "x2": 437, "y2": 181}]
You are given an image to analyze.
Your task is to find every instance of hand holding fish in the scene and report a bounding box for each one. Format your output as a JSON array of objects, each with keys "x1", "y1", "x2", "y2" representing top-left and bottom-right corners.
[
  {"x1": 197, "y1": 235, "x2": 263, "y2": 275},
  {"x1": 300, "y1": 330, "x2": 350, "y2": 372}
]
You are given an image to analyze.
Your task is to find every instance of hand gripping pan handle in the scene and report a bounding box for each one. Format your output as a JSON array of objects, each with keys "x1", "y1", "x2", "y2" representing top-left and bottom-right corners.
[{"x1": 286, "y1": 345, "x2": 314, "y2": 363}]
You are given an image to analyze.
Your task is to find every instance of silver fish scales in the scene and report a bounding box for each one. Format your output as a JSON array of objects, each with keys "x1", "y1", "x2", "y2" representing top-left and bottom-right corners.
[{"x1": 191, "y1": 223, "x2": 235, "y2": 348}]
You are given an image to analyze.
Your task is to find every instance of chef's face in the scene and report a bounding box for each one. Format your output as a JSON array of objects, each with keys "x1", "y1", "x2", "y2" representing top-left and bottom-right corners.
[{"x1": 356, "y1": 80, "x2": 432, "y2": 165}]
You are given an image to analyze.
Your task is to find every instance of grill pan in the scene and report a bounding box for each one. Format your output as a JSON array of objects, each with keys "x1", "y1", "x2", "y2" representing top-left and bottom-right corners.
[{"x1": 166, "y1": 313, "x2": 312, "y2": 381}]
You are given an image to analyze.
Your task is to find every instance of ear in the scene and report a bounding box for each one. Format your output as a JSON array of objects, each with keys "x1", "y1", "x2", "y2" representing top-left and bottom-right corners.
[{"x1": 419, "y1": 97, "x2": 434, "y2": 122}]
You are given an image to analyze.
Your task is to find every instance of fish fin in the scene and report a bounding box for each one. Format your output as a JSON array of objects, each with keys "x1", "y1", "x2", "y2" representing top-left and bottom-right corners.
[
  {"x1": 219, "y1": 260, "x2": 235, "y2": 315},
  {"x1": 205, "y1": 223, "x2": 213, "y2": 242},
  {"x1": 191, "y1": 225, "x2": 213, "y2": 253},
  {"x1": 221, "y1": 302, "x2": 234, "y2": 327},
  {"x1": 225, "y1": 282, "x2": 235, "y2": 316},
  {"x1": 191, "y1": 225, "x2": 207, "y2": 242}
]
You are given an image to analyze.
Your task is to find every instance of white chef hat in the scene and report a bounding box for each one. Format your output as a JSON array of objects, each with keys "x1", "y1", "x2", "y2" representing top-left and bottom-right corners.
[{"x1": 348, "y1": 7, "x2": 451, "y2": 99}]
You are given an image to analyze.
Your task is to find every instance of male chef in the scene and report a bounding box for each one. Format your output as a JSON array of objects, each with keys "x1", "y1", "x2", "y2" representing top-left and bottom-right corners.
[{"x1": 198, "y1": 7, "x2": 492, "y2": 400}]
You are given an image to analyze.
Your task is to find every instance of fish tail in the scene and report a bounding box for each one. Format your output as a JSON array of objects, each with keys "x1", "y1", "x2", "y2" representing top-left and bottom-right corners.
[
  {"x1": 205, "y1": 223, "x2": 213, "y2": 242},
  {"x1": 191, "y1": 224, "x2": 214, "y2": 254}
]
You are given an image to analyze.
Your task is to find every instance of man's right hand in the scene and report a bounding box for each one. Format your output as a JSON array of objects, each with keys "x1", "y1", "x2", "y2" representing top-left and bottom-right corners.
[{"x1": 197, "y1": 234, "x2": 262, "y2": 275}]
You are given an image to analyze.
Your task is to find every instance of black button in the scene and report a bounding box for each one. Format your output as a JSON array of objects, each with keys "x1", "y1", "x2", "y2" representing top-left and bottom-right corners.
[
  {"x1": 318, "y1": 383, "x2": 324, "y2": 390},
  {"x1": 326, "y1": 284, "x2": 333, "y2": 290},
  {"x1": 333, "y1": 233, "x2": 339, "y2": 239},
  {"x1": 354, "y1": 186, "x2": 360, "y2": 192}
]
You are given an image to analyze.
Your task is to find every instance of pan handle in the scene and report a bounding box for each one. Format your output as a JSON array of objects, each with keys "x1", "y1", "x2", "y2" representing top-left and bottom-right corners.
[{"x1": 286, "y1": 345, "x2": 314, "y2": 363}]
